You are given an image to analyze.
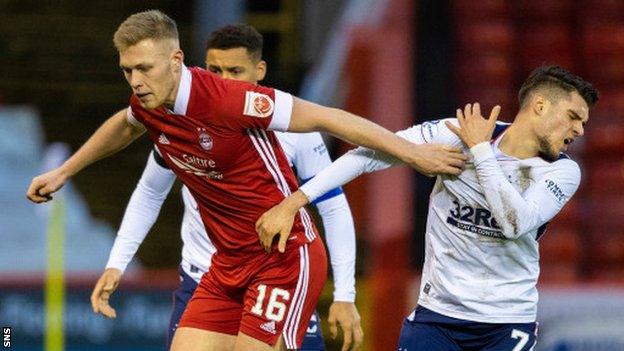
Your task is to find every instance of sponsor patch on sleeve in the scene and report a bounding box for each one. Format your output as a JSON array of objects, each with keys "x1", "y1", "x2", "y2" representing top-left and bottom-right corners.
[
  {"x1": 243, "y1": 91, "x2": 274, "y2": 118},
  {"x1": 544, "y1": 179, "x2": 568, "y2": 204},
  {"x1": 421, "y1": 120, "x2": 440, "y2": 142}
]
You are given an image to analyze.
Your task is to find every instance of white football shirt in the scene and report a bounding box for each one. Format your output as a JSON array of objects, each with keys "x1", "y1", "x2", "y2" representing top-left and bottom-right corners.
[{"x1": 299, "y1": 118, "x2": 581, "y2": 322}]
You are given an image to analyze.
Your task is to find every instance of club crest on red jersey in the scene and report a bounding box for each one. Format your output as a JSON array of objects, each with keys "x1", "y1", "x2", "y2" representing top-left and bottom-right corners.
[
  {"x1": 244, "y1": 91, "x2": 274, "y2": 118},
  {"x1": 197, "y1": 128, "x2": 213, "y2": 150}
]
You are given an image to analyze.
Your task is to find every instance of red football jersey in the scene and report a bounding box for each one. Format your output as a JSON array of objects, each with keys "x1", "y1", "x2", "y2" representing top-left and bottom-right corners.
[{"x1": 127, "y1": 66, "x2": 317, "y2": 264}]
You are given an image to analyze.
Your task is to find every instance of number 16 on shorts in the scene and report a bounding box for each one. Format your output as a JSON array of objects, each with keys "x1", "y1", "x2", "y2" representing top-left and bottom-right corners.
[{"x1": 251, "y1": 284, "x2": 291, "y2": 322}]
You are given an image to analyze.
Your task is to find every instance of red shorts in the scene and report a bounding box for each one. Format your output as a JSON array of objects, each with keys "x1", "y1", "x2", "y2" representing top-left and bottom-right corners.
[{"x1": 178, "y1": 239, "x2": 327, "y2": 349}]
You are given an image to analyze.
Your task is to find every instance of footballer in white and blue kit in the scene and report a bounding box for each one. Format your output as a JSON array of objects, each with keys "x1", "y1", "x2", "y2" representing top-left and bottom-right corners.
[
  {"x1": 104, "y1": 130, "x2": 356, "y2": 350},
  {"x1": 266, "y1": 65, "x2": 598, "y2": 350}
]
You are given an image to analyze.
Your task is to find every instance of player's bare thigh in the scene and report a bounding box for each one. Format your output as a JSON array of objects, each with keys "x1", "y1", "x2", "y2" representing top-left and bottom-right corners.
[
  {"x1": 234, "y1": 332, "x2": 286, "y2": 351},
  {"x1": 170, "y1": 327, "x2": 236, "y2": 351}
]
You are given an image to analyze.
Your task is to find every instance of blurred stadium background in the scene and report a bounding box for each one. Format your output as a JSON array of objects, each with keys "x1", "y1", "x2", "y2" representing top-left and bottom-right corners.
[{"x1": 1, "y1": 0, "x2": 623, "y2": 350}]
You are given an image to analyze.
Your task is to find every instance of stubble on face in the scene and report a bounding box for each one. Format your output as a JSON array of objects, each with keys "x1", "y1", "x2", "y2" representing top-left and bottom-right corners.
[
  {"x1": 120, "y1": 39, "x2": 180, "y2": 110},
  {"x1": 537, "y1": 135, "x2": 558, "y2": 161}
]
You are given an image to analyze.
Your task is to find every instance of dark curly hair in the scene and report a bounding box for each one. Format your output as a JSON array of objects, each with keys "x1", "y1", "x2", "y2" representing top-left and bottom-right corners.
[
  {"x1": 518, "y1": 65, "x2": 599, "y2": 108},
  {"x1": 206, "y1": 24, "x2": 263, "y2": 61}
]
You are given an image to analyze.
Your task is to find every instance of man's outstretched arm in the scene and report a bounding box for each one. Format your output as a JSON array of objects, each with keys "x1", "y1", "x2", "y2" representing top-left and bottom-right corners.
[
  {"x1": 287, "y1": 97, "x2": 467, "y2": 177},
  {"x1": 26, "y1": 108, "x2": 145, "y2": 203}
]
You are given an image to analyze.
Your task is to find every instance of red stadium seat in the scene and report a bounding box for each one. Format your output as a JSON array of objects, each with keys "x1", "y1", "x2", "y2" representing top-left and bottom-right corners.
[
  {"x1": 582, "y1": 24, "x2": 624, "y2": 57},
  {"x1": 587, "y1": 227, "x2": 624, "y2": 268},
  {"x1": 519, "y1": 22, "x2": 572, "y2": 48},
  {"x1": 538, "y1": 263, "x2": 580, "y2": 284},
  {"x1": 584, "y1": 57, "x2": 624, "y2": 87},
  {"x1": 453, "y1": 0, "x2": 512, "y2": 19},
  {"x1": 584, "y1": 161, "x2": 624, "y2": 196},
  {"x1": 455, "y1": 53, "x2": 515, "y2": 114},
  {"x1": 589, "y1": 89, "x2": 624, "y2": 122},
  {"x1": 456, "y1": 54, "x2": 514, "y2": 82},
  {"x1": 582, "y1": 0, "x2": 624, "y2": 21},
  {"x1": 550, "y1": 198, "x2": 582, "y2": 225},
  {"x1": 584, "y1": 123, "x2": 624, "y2": 154},
  {"x1": 517, "y1": 23, "x2": 576, "y2": 73},
  {"x1": 455, "y1": 86, "x2": 516, "y2": 121},
  {"x1": 539, "y1": 224, "x2": 581, "y2": 264},
  {"x1": 586, "y1": 195, "x2": 624, "y2": 227},
  {"x1": 455, "y1": 21, "x2": 515, "y2": 54},
  {"x1": 516, "y1": 0, "x2": 575, "y2": 20},
  {"x1": 580, "y1": 24, "x2": 624, "y2": 96}
]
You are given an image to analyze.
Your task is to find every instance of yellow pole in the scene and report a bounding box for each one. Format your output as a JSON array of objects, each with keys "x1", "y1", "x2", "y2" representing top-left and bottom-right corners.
[{"x1": 45, "y1": 198, "x2": 65, "y2": 351}]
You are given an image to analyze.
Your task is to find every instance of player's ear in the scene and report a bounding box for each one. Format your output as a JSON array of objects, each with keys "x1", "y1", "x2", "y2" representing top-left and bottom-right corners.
[
  {"x1": 171, "y1": 50, "x2": 184, "y2": 72},
  {"x1": 256, "y1": 60, "x2": 267, "y2": 82},
  {"x1": 532, "y1": 94, "x2": 547, "y2": 116}
]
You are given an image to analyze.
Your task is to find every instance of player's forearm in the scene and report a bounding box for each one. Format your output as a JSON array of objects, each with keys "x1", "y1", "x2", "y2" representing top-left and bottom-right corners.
[
  {"x1": 320, "y1": 110, "x2": 418, "y2": 165},
  {"x1": 106, "y1": 178, "x2": 174, "y2": 272},
  {"x1": 288, "y1": 99, "x2": 418, "y2": 165},
  {"x1": 106, "y1": 231, "x2": 145, "y2": 274},
  {"x1": 106, "y1": 201, "x2": 155, "y2": 274},
  {"x1": 471, "y1": 143, "x2": 540, "y2": 239},
  {"x1": 278, "y1": 190, "x2": 311, "y2": 217},
  {"x1": 300, "y1": 147, "x2": 395, "y2": 203},
  {"x1": 316, "y1": 195, "x2": 356, "y2": 302},
  {"x1": 62, "y1": 109, "x2": 144, "y2": 177}
]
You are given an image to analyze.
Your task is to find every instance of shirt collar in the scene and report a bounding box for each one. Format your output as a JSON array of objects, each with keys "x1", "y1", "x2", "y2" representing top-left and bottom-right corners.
[
  {"x1": 172, "y1": 65, "x2": 192, "y2": 115},
  {"x1": 491, "y1": 129, "x2": 516, "y2": 160},
  {"x1": 491, "y1": 129, "x2": 507, "y2": 148},
  {"x1": 491, "y1": 129, "x2": 547, "y2": 164}
]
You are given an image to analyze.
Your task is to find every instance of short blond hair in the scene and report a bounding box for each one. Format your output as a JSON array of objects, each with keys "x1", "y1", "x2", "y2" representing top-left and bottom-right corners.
[{"x1": 113, "y1": 10, "x2": 179, "y2": 51}]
